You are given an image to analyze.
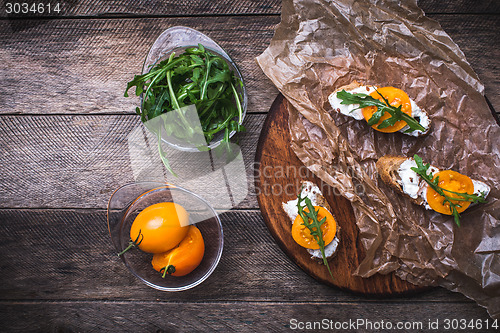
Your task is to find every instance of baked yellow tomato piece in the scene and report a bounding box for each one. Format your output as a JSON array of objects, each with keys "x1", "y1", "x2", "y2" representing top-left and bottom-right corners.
[
  {"x1": 426, "y1": 170, "x2": 474, "y2": 215},
  {"x1": 362, "y1": 87, "x2": 412, "y2": 133},
  {"x1": 152, "y1": 225, "x2": 205, "y2": 277},
  {"x1": 129, "y1": 202, "x2": 190, "y2": 254},
  {"x1": 292, "y1": 206, "x2": 336, "y2": 249}
]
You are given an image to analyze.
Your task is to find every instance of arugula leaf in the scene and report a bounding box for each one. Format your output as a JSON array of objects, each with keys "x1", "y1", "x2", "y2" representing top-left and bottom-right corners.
[
  {"x1": 124, "y1": 44, "x2": 245, "y2": 175},
  {"x1": 336, "y1": 88, "x2": 425, "y2": 133},
  {"x1": 296, "y1": 192, "x2": 335, "y2": 281},
  {"x1": 410, "y1": 154, "x2": 487, "y2": 226}
]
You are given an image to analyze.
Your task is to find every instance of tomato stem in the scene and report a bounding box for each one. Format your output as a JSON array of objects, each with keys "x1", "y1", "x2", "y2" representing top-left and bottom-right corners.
[
  {"x1": 161, "y1": 265, "x2": 176, "y2": 278},
  {"x1": 117, "y1": 229, "x2": 143, "y2": 257}
]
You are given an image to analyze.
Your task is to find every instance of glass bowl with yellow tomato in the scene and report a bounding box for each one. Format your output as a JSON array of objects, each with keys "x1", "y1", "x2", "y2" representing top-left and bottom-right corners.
[{"x1": 107, "y1": 182, "x2": 223, "y2": 291}]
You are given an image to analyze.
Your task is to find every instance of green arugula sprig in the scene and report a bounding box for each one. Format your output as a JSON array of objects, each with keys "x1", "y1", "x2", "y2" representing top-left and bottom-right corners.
[
  {"x1": 296, "y1": 192, "x2": 335, "y2": 281},
  {"x1": 410, "y1": 154, "x2": 487, "y2": 226},
  {"x1": 125, "y1": 44, "x2": 245, "y2": 175},
  {"x1": 336, "y1": 88, "x2": 425, "y2": 133}
]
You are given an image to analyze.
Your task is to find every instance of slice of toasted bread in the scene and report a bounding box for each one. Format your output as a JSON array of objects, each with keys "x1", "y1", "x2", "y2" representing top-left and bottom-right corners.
[
  {"x1": 328, "y1": 81, "x2": 431, "y2": 137},
  {"x1": 282, "y1": 181, "x2": 341, "y2": 261},
  {"x1": 376, "y1": 155, "x2": 491, "y2": 210}
]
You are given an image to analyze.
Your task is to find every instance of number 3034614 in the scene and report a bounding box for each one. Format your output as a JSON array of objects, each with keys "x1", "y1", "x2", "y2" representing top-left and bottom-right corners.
[{"x1": 5, "y1": 3, "x2": 61, "y2": 14}]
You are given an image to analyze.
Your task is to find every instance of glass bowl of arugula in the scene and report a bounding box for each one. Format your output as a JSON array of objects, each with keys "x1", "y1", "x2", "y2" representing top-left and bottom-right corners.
[{"x1": 125, "y1": 26, "x2": 247, "y2": 155}]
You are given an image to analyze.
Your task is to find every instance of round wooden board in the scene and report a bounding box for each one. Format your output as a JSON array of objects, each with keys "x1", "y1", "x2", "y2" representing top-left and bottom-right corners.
[{"x1": 255, "y1": 94, "x2": 429, "y2": 296}]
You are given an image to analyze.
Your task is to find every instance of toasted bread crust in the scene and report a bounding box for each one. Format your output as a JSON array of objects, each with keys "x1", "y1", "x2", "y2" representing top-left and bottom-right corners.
[
  {"x1": 376, "y1": 155, "x2": 407, "y2": 191},
  {"x1": 313, "y1": 191, "x2": 331, "y2": 212},
  {"x1": 376, "y1": 155, "x2": 422, "y2": 205},
  {"x1": 331, "y1": 80, "x2": 364, "y2": 96}
]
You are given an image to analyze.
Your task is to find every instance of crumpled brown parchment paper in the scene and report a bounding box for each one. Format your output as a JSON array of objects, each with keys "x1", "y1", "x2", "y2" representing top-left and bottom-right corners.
[{"x1": 256, "y1": 0, "x2": 500, "y2": 319}]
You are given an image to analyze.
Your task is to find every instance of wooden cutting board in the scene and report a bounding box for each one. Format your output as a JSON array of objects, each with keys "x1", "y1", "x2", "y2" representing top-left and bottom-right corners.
[{"x1": 254, "y1": 94, "x2": 429, "y2": 295}]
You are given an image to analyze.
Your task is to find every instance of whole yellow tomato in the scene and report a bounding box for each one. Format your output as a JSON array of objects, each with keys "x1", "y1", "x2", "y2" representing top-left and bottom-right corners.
[
  {"x1": 128, "y1": 202, "x2": 190, "y2": 254},
  {"x1": 152, "y1": 225, "x2": 205, "y2": 277}
]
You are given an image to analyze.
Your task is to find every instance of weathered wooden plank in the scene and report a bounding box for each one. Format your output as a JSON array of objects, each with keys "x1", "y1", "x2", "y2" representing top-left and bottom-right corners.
[
  {"x1": 0, "y1": 16, "x2": 280, "y2": 115},
  {"x1": 0, "y1": 0, "x2": 282, "y2": 18},
  {"x1": 0, "y1": 301, "x2": 496, "y2": 332},
  {"x1": 434, "y1": 15, "x2": 500, "y2": 114},
  {"x1": 0, "y1": 208, "x2": 483, "y2": 304},
  {"x1": 0, "y1": 113, "x2": 264, "y2": 209},
  {"x1": 0, "y1": 0, "x2": 497, "y2": 18},
  {"x1": 420, "y1": 0, "x2": 500, "y2": 14},
  {"x1": 1, "y1": 15, "x2": 499, "y2": 115}
]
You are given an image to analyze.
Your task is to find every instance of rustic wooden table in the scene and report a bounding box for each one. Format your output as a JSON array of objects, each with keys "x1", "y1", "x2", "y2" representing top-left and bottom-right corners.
[{"x1": 0, "y1": 1, "x2": 499, "y2": 331}]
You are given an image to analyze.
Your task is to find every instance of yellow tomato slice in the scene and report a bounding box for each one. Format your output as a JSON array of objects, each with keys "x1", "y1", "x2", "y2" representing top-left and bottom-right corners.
[
  {"x1": 292, "y1": 206, "x2": 336, "y2": 250},
  {"x1": 426, "y1": 170, "x2": 474, "y2": 215},
  {"x1": 362, "y1": 87, "x2": 412, "y2": 133}
]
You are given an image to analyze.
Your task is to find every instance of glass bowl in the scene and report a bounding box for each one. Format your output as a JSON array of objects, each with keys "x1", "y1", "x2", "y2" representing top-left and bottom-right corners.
[
  {"x1": 141, "y1": 26, "x2": 248, "y2": 152},
  {"x1": 107, "y1": 182, "x2": 223, "y2": 291}
]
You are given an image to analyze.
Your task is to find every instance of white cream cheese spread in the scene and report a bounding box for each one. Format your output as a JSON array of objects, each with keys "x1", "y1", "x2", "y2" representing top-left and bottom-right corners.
[
  {"x1": 328, "y1": 85, "x2": 430, "y2": 135},
  {"x1": 282, "y1": 181, "x2": 339, "y2": 260},
  {"x1": 396, "y1": 158, "x2": 490, "y2": 210}
]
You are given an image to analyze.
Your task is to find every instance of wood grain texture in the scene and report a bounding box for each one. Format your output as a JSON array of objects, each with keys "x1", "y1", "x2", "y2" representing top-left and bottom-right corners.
[
  {"x1": 0, "y1": 114, "x2": 264, "y2": 209},
  {"x1": 0, "y1": 15, "x2": 499, "y2": 115},
  {"x1": 0, "y1": 301, "x2": 496, "y2": 332},
  {"x1": 419, "y1": 0, "x2": 500, "y2": 14},
  {"x1": 255, "y1": 95, "x2": 426, "y2": 295},
  {"x1": 0, "y1": 1, "x2": 499, "y2": 329},
  {"x1": 0, "y1": 0, "x2": 282, "y2": 18},
  {"x1": 0, "y1": 208, "x2": 478, "y2": 304},
  {"x1": 0, "y1": 0, "x2": 498, "y2": 18},
  {"x1": 0, "y1": 17, "x2": 280, "y2": 115},
  {"x1": 434, "y1": 15, "x2": 500, "y2": 114}
]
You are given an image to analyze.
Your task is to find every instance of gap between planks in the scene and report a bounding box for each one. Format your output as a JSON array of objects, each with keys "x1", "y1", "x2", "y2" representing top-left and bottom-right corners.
[
  {"x1": 1, "y1": 12, "x2": 498, "y2": 21},
  {"x1": 0, "y1": 13, "x2": 282, "y2": 21},
  {"x1": 0, "y1": 299, "x2": 478, "y2": 305}
]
